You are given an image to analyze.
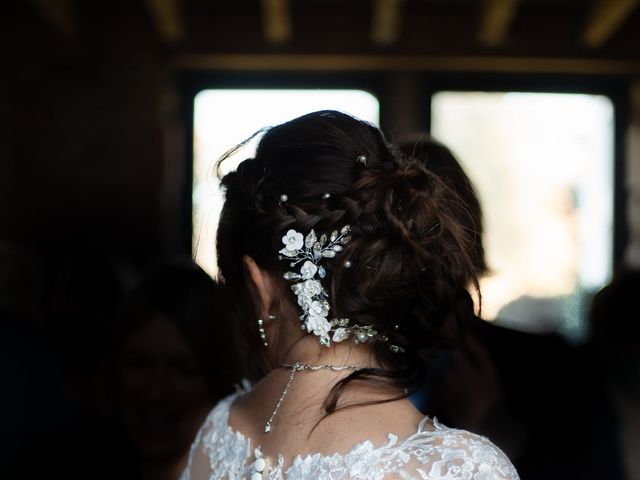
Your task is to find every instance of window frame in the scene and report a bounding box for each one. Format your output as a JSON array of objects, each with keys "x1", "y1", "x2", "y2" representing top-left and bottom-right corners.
[{"x1": 177, "y1": 70, "x2": 629, "y2": 272}]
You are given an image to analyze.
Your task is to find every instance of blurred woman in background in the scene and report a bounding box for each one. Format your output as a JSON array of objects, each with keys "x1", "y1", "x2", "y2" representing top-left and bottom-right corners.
[{"x1": 110, "y1": 257, "x2": 238, "y2": 480}]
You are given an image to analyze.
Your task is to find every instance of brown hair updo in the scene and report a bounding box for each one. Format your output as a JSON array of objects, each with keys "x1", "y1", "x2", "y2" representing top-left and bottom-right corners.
[
  {"x1": 216, "y1": 110, "x2": 479, "y2": 409},
  {"x1": 398, "y1": 134, "x2": 487, "y2": 277}
]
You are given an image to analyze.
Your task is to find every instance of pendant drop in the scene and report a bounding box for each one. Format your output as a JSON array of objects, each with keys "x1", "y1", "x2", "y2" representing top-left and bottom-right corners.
[
  {"x1": 264, "y1": 364, "x2": 299, "y2": 434},
  {"x1": 263, "y1": 363, "x2": 362, "y2": 434}
]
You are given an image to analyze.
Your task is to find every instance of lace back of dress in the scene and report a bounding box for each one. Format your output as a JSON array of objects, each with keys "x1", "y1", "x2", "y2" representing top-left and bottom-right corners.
[{"x1": 180, "y1": 387, "x2": 519, "y2": 480}]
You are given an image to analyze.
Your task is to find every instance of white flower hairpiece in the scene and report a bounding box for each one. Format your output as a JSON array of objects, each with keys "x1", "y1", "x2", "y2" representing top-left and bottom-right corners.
[{"x1": 279, "y1": 226, "x2": 378, "y2": 347}]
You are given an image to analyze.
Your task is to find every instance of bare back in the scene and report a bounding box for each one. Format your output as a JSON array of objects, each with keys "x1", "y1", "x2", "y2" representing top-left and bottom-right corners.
[{"x1": 229, "y1": 368, "x2": 426, "y2": 462}]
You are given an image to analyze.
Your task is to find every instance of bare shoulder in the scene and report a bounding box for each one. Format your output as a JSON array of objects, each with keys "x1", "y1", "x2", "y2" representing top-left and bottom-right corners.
[{"x1": 305, "y1": 397, "x2": 427, "y2": 454}]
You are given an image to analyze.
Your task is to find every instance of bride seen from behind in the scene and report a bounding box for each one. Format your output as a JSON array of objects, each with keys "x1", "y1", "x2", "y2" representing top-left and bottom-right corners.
[{"x1": 181, "y1": 110, "x2": 519, "y2": 479}]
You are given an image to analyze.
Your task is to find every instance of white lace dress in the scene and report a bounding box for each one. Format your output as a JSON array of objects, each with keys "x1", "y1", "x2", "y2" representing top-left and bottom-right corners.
[{"x1": 180, "y1": 385, "x2": 520, "y2": 480}]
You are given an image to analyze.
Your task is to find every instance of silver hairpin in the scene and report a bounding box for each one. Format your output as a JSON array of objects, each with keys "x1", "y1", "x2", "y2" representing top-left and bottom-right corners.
[{"x1": 356, "y1": 154, "x2": 368, "y2": 166}]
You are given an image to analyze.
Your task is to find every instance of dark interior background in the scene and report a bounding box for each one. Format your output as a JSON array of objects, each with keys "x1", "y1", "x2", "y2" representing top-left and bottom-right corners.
[{"x1": 1, "y1": 1, "x2": 640, "y2": 479}]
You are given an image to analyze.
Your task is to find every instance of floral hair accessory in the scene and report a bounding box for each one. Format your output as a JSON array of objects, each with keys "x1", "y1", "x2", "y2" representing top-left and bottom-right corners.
[{"x1": 279, "y1": 226, "x2": 378, "y2": 347}]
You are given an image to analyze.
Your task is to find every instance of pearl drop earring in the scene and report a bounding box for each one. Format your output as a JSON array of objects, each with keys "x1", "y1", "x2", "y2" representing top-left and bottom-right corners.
[
  {"x1": 257, "y1": 318, "x2": 267, "y2": 346},
  {"x1": 257, "y1": 314, "x2": 276, "y2": 347}
]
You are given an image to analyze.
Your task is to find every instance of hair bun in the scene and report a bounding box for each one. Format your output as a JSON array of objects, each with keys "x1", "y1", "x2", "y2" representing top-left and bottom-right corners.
[{"x1": 333, "y1": 157, "x2": 478, "y2": 352}]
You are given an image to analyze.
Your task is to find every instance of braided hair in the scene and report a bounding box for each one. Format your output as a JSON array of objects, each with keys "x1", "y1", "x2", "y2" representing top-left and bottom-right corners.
[{"x1": 216, "y1": 110, "x2": 479, "y2": 412}]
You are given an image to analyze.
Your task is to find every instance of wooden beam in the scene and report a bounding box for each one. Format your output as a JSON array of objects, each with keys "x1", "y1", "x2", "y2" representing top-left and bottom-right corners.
[
  {"x1": 143, "y1": 0, "x2": 185, "y2": 43},
  {"x1": 371, "y1": 0, "x2": 403, "y2": 46},
  {"x1": 172, "y1": 53, "x2": 640, "y2": 76},
  {"x1": 261, "y1": 0, "x2": 292, "y2": 45},
  {"x1": 478, "y1": 0, "x2": 519, "y2": 47},
  {"x1": 32, "y1": 0, "x2": 76, "y2": 37},
  {"x1": 583, "y1": 0, "x2": 640, "y2": 49}
]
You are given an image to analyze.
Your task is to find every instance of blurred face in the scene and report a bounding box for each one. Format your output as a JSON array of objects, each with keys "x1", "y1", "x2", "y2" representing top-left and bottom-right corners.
[{"x1": 118, "y1": 314, "x2": 213, "y2": 460}]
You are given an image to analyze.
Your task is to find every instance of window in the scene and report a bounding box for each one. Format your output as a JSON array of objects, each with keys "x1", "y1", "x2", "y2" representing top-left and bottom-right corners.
[
  {"x1": 192, "y1": 89, "x2": 380, "y2": 278},
  {"x1": 431, "y1": 92, "x2": 614, "y2": 341}
]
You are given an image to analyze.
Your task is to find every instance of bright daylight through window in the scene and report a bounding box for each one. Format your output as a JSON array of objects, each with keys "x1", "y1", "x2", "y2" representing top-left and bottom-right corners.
[
  {"x1": 192, "y1": 89, "x2": 380, "y2": 278},
  {"x1": 431, "y1": 92, "x2": 614, "y2": 341}
]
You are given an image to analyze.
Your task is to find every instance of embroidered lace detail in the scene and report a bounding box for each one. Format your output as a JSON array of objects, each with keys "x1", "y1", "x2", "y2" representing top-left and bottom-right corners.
[{"x1": 180, "y1": 384, "x2": 519, "y2": 480}]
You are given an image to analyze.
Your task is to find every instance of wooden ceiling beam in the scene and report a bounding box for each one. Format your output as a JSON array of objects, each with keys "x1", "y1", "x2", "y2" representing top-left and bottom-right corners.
[
  {"x1": 143, "y1": 0, "x2": 185, "y2": 43},
  {"x1": 261, "y1": 0, "x2": 292, "y2": 45},
  {"x1": 478, "y1": 0, "x2": 520, "y2": 47},
  {"x1": 371, "y1": 0, "x2": 403, "y2": 46},
  {"x1": 583, "y1": 0, "x2": 640, "y2": 49},
  {"x1": 173, "y1": 54, "x2": 640, "y2": 76},
  {"x1": 32, "y1": 0, "x2": 76, "y2": 37}
]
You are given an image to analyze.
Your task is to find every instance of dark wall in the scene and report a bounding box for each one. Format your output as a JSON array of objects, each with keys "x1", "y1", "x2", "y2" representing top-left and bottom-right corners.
[
  {"x1": 0, "y1": 4, "x2": 176, "y2": 269},
  {"x1": 1, "y1": 3, "x2": 640, "y2": 479}
]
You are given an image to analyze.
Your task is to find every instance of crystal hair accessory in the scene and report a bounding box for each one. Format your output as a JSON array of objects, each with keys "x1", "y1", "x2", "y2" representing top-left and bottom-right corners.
[{"x1": 279, "y1": 226, "x2": 378, "y2": 347}]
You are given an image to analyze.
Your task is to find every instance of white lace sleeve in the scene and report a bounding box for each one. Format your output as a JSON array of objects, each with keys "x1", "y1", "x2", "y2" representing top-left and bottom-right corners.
[
  {"x1": 377, "y1": 426, "x2": 519, "y2": 480},
  {"x1": 179, "y1": 415, "x2": 212, "y2": 480},
  {"x1": 179, "y1": 390, "x2": 252, "y2": 480},
  {"x1": 282, "y1": 419, "x2": 518, "y2": 480}
]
